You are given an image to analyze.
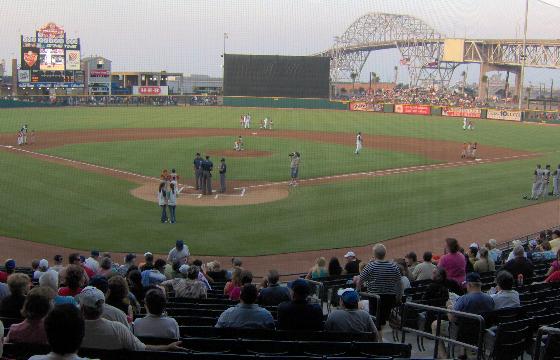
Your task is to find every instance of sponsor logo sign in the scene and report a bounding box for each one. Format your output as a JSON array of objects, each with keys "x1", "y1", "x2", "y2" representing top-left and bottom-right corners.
[
  {"x1": 487, "y1": 109, "x2": 522, "y2": 121},
  {"x1": 132, "y1": 86, "x2": 169, "y2": 96},
  {"x1": 37, "y1": 22, "x2": 65, "y2": 38},
  {"x1": 21, "y1": 47, "x2": 40, "y2": 70},
  {"x1": 18, "y1": 70, "x2": 30, "y2": 83},
  {"x1": 89, "y1": 69, "x2": 110, "y2": 77},
  {"x1": 394, "y1": 104, "x2": 431, "y2": 115},
  {"x1": 442, "y1": 107, "x2": 481, "y2": 118},
  {"x1": 65, "y1": 50, "x2": 81, "y2": 70},
  {"x1": 349, "y1": 102, "x2": 383, "y2": 112}
]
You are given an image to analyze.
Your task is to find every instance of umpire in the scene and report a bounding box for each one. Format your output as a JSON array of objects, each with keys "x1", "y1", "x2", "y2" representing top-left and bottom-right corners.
[
  {"x1": 201, "y1": 155, "x2": 214, "y2": 195},
  {"x1": 219, "y1": 158, "x2": 227, "y2": 193},
  {"x1": 193, "y1": 153, "x2": 203, "y2": 190}
]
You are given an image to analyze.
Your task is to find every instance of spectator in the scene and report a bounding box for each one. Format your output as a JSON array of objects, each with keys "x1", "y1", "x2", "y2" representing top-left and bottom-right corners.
[
  {"x1": 486, "y1": 239, "x2": 503, "y2": 263},
  {"x1": 88, "y1": 276, "x2": 129, "y2": 327},
  {"x1": 305, "y1": 257, "x2": 328, "y2": 279},
  {"x1": 78, "y1": 286, "x2": 183, "y2": 351},
  {"x1": 192, "y1": 259, "x2": 212, "y2": 289},
  {"x1": 206, "y1": 261, "x2": 228, "y2": 282},
  {"x1": 532, "y1": 241, "x2": 556, "y2": 262},
  {"x1": 226, "y1": 258, "x2": 243, "y2": 280},
  {"x1": 0, "y1": 259, "x2": 16, "y2": 283},
  {"x1": 31, "y1": 259, "x2": 40, "y2": 275},
  {"x1": 506, "y1": 240, "x2": 527, "y2": 262},
  {"x1": 140, "y1": 252, "x2": 154, "y2": 272},
  {"x1": 167, "y1": 240, "x2": 190, "y2": 264},
  {"x1": 503, "y1": 245, "x2": 534, "y2": 282},
  {"x1": 6, "y1": 287, "x2": 55, "y2": 344},
  {"x1": 106, "y1": 276, "x2": 134, "y2": 320},
  {"x1": 467, "y1": 244, "x2": 479, "y2": 265},
  {"x1": 0, "y1": 282, "x2": 10, "y2": 301},
  {"x1": 474, "y1": 248, "x2": 495, "y2": 273},
  {"x1": 97, "y1": 257, "x2": 115, "y2": 277},
  {"x1": 490, "y1": 271, "x2": 520, "y2": 309},
  {"x1": 33, "y1": 259, "x2": 49, "y2": 281},
  {"x1": 141, "y1": 259, "x2": 167, "y2": 287},
  {"x1": 229, "y1": 270, "x2": 253, "y2": 301},
  {"x1": 0, "y1": 273, "x2": 30, "y2": 318},
  {"x1": 328, "y1": 257, "x2": 343, "y2": 276},
  {"x1": 50, "y1": 255, "x2": 64, "y2": 273},
  {"x1": 161, "y1": 265, "x2": 207, "y2": 299},
  {"x1": 216, "y1": 284, "x2": 275, "y2": 329},
  {"x1": 405, "y1": 252, "x2": 419, "y2": 274},
  {"x1": 460, "y1": 247, "x2": 475, "y2": 274},
  {"x1": 277, "y1": 279, "x2": 323, "y2": 331},
  {"x1": 84, "y1": 250, "x2": 100, "y2": 273},
  {"x1": 550, "y1": 230, "x2": 560, "y2": 250},
  {"x1": 325, "y1": 288, "x2": 379, "y2": 338},
  {"x1": 438, "y1": 238, "x2": 467, "y2": 286},
  {"x1": 118, "y1": 253, "x2": 136, "y2": 276},
  {"x1": 133, "y1": 289, "x2": 179, "y2": 339},
  {"x1": 127, "y1": 270, "x2": 146, "y2": 303},
  {"x1": 224, "y1": 267, "x2": 242, "y2": 297},
  {"x1": 412, "y1": 252, "x2": 437, "y2": 281},
  {"x1": 39, "y1": 270, "x2": 77, "y2": 306},
  {"x1": 395, "y1": 258, "x2": 411, "y2": 297},
  {"x1": 546, "y1": 249, "x2": 560, "y2": 277},
  {"x1": 164, "y1": 261, "x2": 182, "y2": 280},
  {"x1": 59, "y1": 265, "x2": 85, "y2": 297},
  {"x1": 257, "y1": 269, "x2": 291, "y2": 306},
  {"x1": 343, "y1": 251, "x2": 361, "y2": 274},
  {"x1": 28, "y1": 304, "x2": 87, "y2": 360},
  {"x1": 60, "y1": 253, "x2": 91, "y2": 285},
  {"x1": 422, "y1": 268, "x2": 449, "y2": 307}
]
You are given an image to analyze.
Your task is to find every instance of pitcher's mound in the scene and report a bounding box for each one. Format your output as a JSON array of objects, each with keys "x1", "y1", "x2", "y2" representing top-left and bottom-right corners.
[{"x1": 206, "y1": 150, "x2": 273, "y2": 158}]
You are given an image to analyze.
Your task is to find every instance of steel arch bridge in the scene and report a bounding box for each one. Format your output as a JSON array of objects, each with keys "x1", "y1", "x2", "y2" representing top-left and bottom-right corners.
[{"x1": 320, "y1": 13, "x2": 458, "y2": 87}]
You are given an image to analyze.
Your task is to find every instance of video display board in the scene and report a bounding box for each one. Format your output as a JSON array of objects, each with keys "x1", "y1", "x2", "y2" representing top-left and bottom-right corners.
[
  {"x1": 40, "y1": 48, "x2": 65, "y2": 71},
  {"x1": 223, "y1": 54, "x2": 330, "y2": 99}
]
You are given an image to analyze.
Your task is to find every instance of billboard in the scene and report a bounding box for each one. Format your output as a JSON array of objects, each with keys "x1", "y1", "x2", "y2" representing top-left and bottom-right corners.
[
  {"x1": 443, "y1": 39, "x2": 465, "y2": 62},
  {"x1": 223, "y1": 54, "x2": 330, "y2": 99},
  {"x1": 21, "y1": 47, "x2": 40, "y2": 70},
  {"x1": 65, "y1": 50, "x2": 80, "y2": 70},
  {"x1": 395, "y1": 104, "x2": 431, "y2": 115},
  {"x1": 132, "y1": 86, "x2": 169, "y2": 96},
  {"x1": 349, "y1": 102, "x2": 383, "y2": 112},
  {"x1": 487, "y1": 109, "x2": 522, "y2": 121},
  {"x1": 442, "y1": 107, "x2": 481, "y2": 118},
  {"x1": 18, "y1": 70, "x2": 30, "y2": 83},
  {"x1": 40, "y1": 48, "x2": 65, "y2": 71}
]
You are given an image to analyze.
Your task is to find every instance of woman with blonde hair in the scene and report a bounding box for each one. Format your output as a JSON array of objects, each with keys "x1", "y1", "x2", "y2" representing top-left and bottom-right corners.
[{"x1": 306, "y1": 257, "x2": 328, "y2": 280}]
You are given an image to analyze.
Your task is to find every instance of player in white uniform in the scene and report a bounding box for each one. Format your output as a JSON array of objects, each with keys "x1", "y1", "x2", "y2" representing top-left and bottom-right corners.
[
  {"x1": 553, "y1": 164, "x2": 560, "y2": 197},
  {"x1": 355, "y1": 132, "x2": 363, "y2": 155},
  {"x1": 463, "y1": 118, "x2": 468, "y2": 130},
  {"x1": 263, "y1": 117, "x2": 269, "y2": 129},
  {"x1": 540, "y1": 165, "x2": 551, "y2": 198},
  {"x1": 244, "y1": 114, "x2": 251, "y2": 129},
  {"x1": 531, "y1": 164, "x2": 543, "y2": 200}
]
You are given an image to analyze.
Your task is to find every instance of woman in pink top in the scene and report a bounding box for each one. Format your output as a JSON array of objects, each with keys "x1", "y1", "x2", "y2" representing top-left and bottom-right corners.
[
  {"x1": 6, "y1": 287, "x2": 54, "y2": 344},
  {"x1": 437, "y1": 238, "x2": 466, "y2": 286}
]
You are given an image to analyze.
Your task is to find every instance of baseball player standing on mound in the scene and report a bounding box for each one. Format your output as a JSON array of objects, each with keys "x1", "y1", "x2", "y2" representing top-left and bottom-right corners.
[
  {"x1": 289, "y1": 152, "x2": 300, "y2": 186},
  {"x1": 355, "y1": 132, "x2": 363, "y2": 155}
]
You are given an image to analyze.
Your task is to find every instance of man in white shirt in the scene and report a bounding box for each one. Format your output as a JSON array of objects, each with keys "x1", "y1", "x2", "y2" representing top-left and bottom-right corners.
[
  {"x1": 167, "y1": 240, "x2": 190, "y2": 265},
  {"x1": 84, "y1": 250, "x2": 100, "y2": 273},
  {"x1": 490, "y1": 271, "x2": 520, "y2": 309}
]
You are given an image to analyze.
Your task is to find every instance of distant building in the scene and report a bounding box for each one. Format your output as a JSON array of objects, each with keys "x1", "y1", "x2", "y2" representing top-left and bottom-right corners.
[
  {"x1": 181, "y1": 74, "x2": 222, "y2": 94},
  {"x1": 82, "y1": 56, "x2": 112, "y2": 95},
  {"x1": 111, "y1": 71, "x2": 183, "y2": 94}
]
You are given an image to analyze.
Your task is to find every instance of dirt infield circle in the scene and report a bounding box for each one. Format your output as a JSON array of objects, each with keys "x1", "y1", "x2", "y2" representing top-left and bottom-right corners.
[{"x1": 0, "y1": 128, "x2": 535, "y2": 207}]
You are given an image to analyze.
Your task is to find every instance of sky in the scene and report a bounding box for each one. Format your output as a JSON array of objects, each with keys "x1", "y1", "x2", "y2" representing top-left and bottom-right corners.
[{"x1": 1, "y1": 0, "x2": 560, "y2": 86}]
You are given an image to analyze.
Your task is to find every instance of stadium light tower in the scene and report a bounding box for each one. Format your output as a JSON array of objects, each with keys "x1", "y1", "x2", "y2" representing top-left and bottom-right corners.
[{"x1": 518, "y1": 0, "x2": 529, "y2": 110}]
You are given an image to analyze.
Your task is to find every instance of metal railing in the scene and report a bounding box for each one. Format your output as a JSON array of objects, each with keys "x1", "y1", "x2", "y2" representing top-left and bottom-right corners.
[
  {"x1": 534, "y1": 326, "x2": 560, "y2": 360},
  {"x1": 498, "y1": 225, "x2": 560, "y2": 252},
  {"x1": 399, "y1": 302, "x2": 485, "y2": 360}
]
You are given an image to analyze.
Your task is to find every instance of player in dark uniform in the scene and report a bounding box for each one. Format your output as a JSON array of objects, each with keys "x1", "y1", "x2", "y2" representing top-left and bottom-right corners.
[
  {"x1": 193, "y1": 153, "x2": 203, "y2": 190},
  {"x1": 201, "y1": 156, "x2": 214, "y2": 195},
  {"x1": 219, "y1": 158, "x2": 227, "y2": 193}
]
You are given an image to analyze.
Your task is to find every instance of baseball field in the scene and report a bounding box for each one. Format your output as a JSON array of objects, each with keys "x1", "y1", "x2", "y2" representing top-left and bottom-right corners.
[{"x1": 0, "y1": 106, "x2": 559, "y2": 257}]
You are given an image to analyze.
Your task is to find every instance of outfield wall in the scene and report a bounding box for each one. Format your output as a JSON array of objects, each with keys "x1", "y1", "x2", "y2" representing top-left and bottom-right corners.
[{"x1": 222, "y1": 96, "x2": 347, "y2": 110}]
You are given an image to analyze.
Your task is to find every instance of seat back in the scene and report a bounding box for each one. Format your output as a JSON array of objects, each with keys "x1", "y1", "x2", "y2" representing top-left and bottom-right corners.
[{"x1": 490, "y1": 318, "x2": 533, "y2": 360}]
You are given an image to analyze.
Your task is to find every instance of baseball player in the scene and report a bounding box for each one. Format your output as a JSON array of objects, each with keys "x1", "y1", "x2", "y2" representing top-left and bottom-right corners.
[
  {"x1": 234, "y1": 136, "x2": 244, "y2": 151},
  {"x1": 467, "y1": 120, "x2": 474, "y2": 130},
  {"x1": 355, "y1": 132, "x2": 363, "y2": 155},
  {"x1": 552, "y1": 164, "x2": 560, "y2": 196},
  {"x1": 201, "y1": 155, "x2": 214, "y2": 195},
  {"x1": 219, "y1": 158, "x2": 227, "y2": 193},
  {"x1": 461, "y1": 142, "x2": 468, "y2": 159},
  {"x1": 240, "y1": 114, "x2": 245, "y2": 128},
  {"x1": 193, "y1": 153, "x2": 203, "y2": 190},
  {"x1": 531, "y1": 164, "x2": 543, "y2": 200},
  {"x1": 21, "y1": 125, "x2": 28, "y2": 145},
  {"x1": 470, "y1": 142, "x2": 478, "y2": 159},
  {"x1": 462, "y1": 118, "x2": 468, "y2": 130},
  {"x1": 541, "y1": 165, "x2": 551, "y2": 197},
  {"x1": 16, "y1": 130, "x2": 23, "y2": 146},
  {"x1": 244, "y1": 114, "x2": 251, "y2": 129},
  {"x1": 289, "y1": 152, "x2": 300, "y2": 186}
]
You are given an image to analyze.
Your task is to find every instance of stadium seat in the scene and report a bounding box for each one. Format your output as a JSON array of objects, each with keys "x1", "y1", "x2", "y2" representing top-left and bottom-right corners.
[{"x1": 485, "y1": 318, "x2": 533, "y2": 360}]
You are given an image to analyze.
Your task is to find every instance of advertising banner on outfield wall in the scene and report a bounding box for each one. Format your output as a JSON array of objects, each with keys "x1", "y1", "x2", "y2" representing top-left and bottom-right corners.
[
  {"x1": 349, "y1": 102, "x2": 383, "y2": 112},
  {"x1": 486, "y1": 109, "x2": 522, "y2": 121},
  {"x1": 394, "y1": 104, "x2": 431, "y2": 115},
  {"x1": 442, "y1": 107, "x2": 481, "y2": 118},
  {"x1": 132, "y1": 86, "x2": 169, "y2": 96}
]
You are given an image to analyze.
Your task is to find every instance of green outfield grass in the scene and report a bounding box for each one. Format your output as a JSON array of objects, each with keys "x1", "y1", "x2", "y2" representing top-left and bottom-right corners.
[{"x1": 0, "y1": 106, "x2": 559, "y2": 255}]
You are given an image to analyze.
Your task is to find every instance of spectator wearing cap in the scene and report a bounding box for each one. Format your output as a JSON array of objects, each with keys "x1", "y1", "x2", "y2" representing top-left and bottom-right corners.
[
  {"x1": 133, "y1": 288, "x2": 179, "y2": 339},
  {"x1": 0, "y1": 259, "x2": 17, "y2": 283},
  {"x1": 85, "y1": 250, "x2": 100, "y2": 273},
  {"x1": 167, "y1": 240, "x2": 190, "y2": 265},
  {"x1": 257, "y1": 269, "x2": 292, "y2": 306},
  {"x1": 485, "y1": 240, "x2": 502, "y2": 263},
  {"x1": 0, "y1": 273, "x2": 31, "y2": 318},
  {"x1": 6, "y1": 286, "x2": 55, "y2": 344},
  {"x1": 412, "y1": 252, "x2": 436, "y2": 281},
  {"x1": 32, "y1": 259, "x2": 49, "y2": 281},
  {"x1": 59, "y1": 265, "x2": 85, "y2": 297},
  {"x1": 140, "y1": 252, "x2": 154, "y2": 272},
  {"x1": 474, "y1": 248, "x2": 495, "y2": 273},
  {"x1": 50, "y1": 255, "x2": 64, "y2": 273},
  {"x1": 343, "y1": 251, "x2": 361, "y2": 274},
  {"x1": 77, "y1": 286, "x2": 184, "y2": 351},
  {"x1": 161, "y1": 265, "x2": 207, "y2": 299},
  {"x1": 490, "y1": 271, "x2": 520, "y2": 309},
  {"x1": 216, "y1": 284, "x2": 275, "y2": 329},
  {"x1": 277, "y1": 279, "x2": 323, "y2": 331},
  {"x1": 118, "y1": 253, "x2": 137, "y2": 276},
  {"x1": 325, "y1": 288, "x2": 379, "y2": 338},
  {"x1": 28, "y1": 304, "x2": 88, "y2": 360},
  {"x1": 467, "y1": 243, "x2": 479, "y2": 266},
  {"x1": 503, "y1": 245, "x2": 534, "y2": 283},
  {"x1": 39, "y1": 270, "x2": 77, "y2": 306},
  {"x1": 141, "y1": 259, "x2": 167, "y2": 288},
  {"x1": 437, "y1": 238, "x2": 467, "y2": 286},
  {"x1": 88, "y1": 276, "x2": 129, "y2": 328},
  {"x1": 405, "y1": 252, "x2": 419, "y2": 275}
]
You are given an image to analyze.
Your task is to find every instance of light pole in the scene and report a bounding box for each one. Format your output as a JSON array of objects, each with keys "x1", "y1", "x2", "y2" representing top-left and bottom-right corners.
[
  {"x1": 223, "y1": 32, "x2": 228, "y2": 57},
  {"x1": 518, "y1": 0, "x2": 529, "y2": 110}
]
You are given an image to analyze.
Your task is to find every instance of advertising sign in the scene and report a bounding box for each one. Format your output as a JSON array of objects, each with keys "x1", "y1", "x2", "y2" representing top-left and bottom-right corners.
[
  {"x1": 132, "y1": 86, "x2": 169, "y2": 96},
  {"x1": 18, "y1": 70, "x2": 30, "y2": 83},
  {"x1": 40, "y1": 48, "x2": 65, "y2": 71},
  {"x1": 89, "y1": 69, "x2": 110, "y2": 78},
  {"x1": 487, "y1": 109, "x2": 522, "y2": 121},
  {"x1": 349, "y1": 102, "x2": 383, "y2": 112},
  {"x1": 394, "y1": 104, "x2": 431, "y2": 115},
  {"x1": 442, "y1": 107, "x2": 481, "y2": 118},
  {"x1": 21, "y1": 47, "x2": 40, "y2": 70},
  {"x1": 65, "y1": 50, "x2": 80, "y2": 70}
]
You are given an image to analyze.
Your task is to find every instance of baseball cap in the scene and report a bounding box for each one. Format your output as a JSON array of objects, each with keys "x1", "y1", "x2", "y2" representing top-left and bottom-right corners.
[
  {"x1": 91, "y1": 250, "x2": 100, "y2": 257},
  {"x1": 176, "y1": 240, "x2": 184, "y2": 250},
  {"x1": 337, "y1": 288, "x2": 359, "y2": 306},
  {"x1": 469, "y1": 243, "x2": 479, "y2": 249},
  {"x1": 39, "y1": 259, "x2": 49, "y2": 269},
  {"x1": 125, "y1": 253, "x2": 136, "y2": 263},
  {"x1": 179, "y1": 264, "x2": 190, "y2": 274},
  {"x1": 144, "y1": 252, "x2": 153, "y2": 257},
  {"x1": 344, "y1": 251, "x2": 356, "y2": 258},
  {"x1": 54, "y1": 255, "x2": 63, "y2": 262},
  {"x1": 465, "y1": 272, "x2": 482, "y2": 284},
  {"x1": 77, "y1": 286, "x2": 105, "y2": 308},
  {"x1": 5, "y1": 259, "x2": 15, "y2": 270},
  {"x1": 289, "y1": 279, "x2": 310, "y2": 295}
]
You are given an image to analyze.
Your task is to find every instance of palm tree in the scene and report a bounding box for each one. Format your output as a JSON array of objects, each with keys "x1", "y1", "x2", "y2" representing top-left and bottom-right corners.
[
  {"x1": 371, "y1": 72, "x2": 380, "y2": 84},
  {"x1": 481, "y1": 75, "x2": 489, "y2": 102},
  {"x1": 350, "y1": 72, "x2": 358, "y2": 93},
  {"x1": 393, "y1": 66, "x2": 399, "y2": 84},
  {"x1": 461, "y1": 71, "x2": 467, "y2": 94}
]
